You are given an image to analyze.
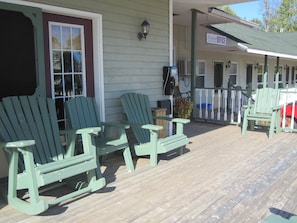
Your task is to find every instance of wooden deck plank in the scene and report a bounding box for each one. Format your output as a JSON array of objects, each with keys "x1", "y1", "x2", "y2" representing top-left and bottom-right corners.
[{"x1": 1, "y1": 122, "x2": 297, "y2": 222}]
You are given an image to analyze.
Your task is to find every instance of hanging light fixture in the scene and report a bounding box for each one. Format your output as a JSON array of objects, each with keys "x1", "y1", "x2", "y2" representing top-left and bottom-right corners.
[
  {"x1": 225, "y1": 60, "x2": 231, "y2": 69},
  {"x1": 138, "y1": 19, "x2": 150, "y2": 40},
  {"x1": 254, "y1": 62, "x2": 259, "y2": 70}
]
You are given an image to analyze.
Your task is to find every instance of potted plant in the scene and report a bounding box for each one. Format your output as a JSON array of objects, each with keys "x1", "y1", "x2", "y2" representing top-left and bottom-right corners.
[{"x1": 174, "y1": 97, "x2": 193, "y2": 119}]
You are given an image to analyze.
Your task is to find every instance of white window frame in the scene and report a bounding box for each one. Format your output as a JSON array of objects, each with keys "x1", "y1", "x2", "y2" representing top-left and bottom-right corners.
[
  {"x1": 196, "y1": 60, "x2": 206, "y2": 88},
  {"x1": 256, "y1": 64, "x2": 264, "y2": 86},
  {"x1": 49, "y1": 22, "x2": 87, "y2": 99},
  {"x1": 228, "y1": 62, "x2": 238, "y2": 86}
]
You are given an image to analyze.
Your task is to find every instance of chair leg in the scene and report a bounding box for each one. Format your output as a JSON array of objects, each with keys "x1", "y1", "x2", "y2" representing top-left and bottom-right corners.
[
  {"x1": 87, "y1": 168, "x2": 106, "y2": 192},
  {"x1": 10, "y1": 149, "x2": 48, "y2": 215},
  {"x1": 150, "y1": 154, "x2": 158, "y2": 166},
  {"x1": 149, "y1": 132, "x2": 158, "y2": 167},
  {"x1": 263, "y1": 214, "x2": 295, "y2": 223},
  {"x1": 242, "y1": 117, "x2": 248, "y2": 136},
  {"x1": 276, "y1": 111, "x2": 282, "y2": 134},
  {"x1": 177, "y1": 146, "x2": 184, "y2": 155},
  {"x1": 269, "y1": 114, "x2": 277, "y2": 139},
  {"x1": 123, "y1": 147, "x2": 135, "y2": 172}
]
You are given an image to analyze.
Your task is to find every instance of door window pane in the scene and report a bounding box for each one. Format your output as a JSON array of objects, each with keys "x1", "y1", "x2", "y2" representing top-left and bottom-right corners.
[
  {"x1": 63, "y1": 51, "x2": 72, "y2": 72},
  {"x1": 72, "y1": 27, "x2": 81, "y2": 50},
  {"x1": 62, "y1": 26, "x2": 71, "y2": 50},
  {"x1": 52, "y1": 51, "x2": 62, "y2": 73}
]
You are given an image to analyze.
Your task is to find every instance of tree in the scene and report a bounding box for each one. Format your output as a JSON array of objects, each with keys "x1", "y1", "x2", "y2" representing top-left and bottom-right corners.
[
  {"x1": 277, "y1": 0, "x2": 297, "y2": 32},
  {"x1": 261, "y1": 0, "x2": 280, "y2": 32},
  {"x1": 260, "y1": 0, "x2": 297, "y2": 32},
  {"x1": 250, "y1": 18, "x2": 262, "y2": 26},
  {"x1": 218, "y1": 5, "x2": 237, "y2": 16}
]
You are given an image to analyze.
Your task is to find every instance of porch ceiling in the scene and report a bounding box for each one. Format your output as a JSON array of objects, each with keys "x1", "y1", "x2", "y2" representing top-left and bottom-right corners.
[{"x1": 173, "y1": 0, "x2": 257, "y2": 26}]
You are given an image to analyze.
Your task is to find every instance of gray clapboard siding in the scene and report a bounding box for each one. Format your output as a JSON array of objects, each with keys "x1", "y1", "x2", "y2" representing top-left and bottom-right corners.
[
  {"x1": 29, "y1": 0, "x2": 170, "y2": 122},
  {"x1": 98, "y1": 0, "x2": 170, "y2": 122}
]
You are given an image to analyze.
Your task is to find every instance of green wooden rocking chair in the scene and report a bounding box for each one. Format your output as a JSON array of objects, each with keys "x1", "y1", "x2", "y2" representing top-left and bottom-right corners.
[
  {"x1": 0, "y1": 96, "x2": 106, "y2": 215},
  {"x1": 264, "y1": 214, "x2": 297, "y2": 223},
  {"x1": 120, "y1": 92, "x2": 190, "y2": 166},
  {"x1": 241, "y1": 87, "x2": 281, "y2": 139},
  {"x1": 64, "y1": 97, "x2": 134, "y2": 172}
]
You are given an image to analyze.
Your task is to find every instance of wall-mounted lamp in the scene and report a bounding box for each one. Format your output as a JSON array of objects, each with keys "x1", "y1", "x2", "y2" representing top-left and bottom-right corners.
[
  {"x1": 138, "y1": 19, "x2": 150, "y2": 40},
  {"x1": 254, "y1": 62, "x2": 259, "y2": 70},
  {"x1": 284, "y1": 64, "x2": 288, "y2": 70},
  {"x1": 225, "y1": 60, "x2": 231, "y2": 69}
]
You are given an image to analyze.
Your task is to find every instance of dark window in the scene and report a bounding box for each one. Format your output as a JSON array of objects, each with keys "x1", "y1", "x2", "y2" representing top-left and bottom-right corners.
[
  {"x1": 286, "y1": 66, "x2": 290, "y2": 84},
  {"x1": 246, "y1": 64, "x2": 253, "y2": 87},
  {"x1": 214, "y1": 63, "x2": 223, "y2": 88},
  {"x1": 292, "y1": 67, "x2": 295, "y2": 84},
  {"x1": 196, "y1": 76, "x2": 205, "y2": 88},
  {"x1": 0, "y1": 9, "x2": 36, "y2": 99}
]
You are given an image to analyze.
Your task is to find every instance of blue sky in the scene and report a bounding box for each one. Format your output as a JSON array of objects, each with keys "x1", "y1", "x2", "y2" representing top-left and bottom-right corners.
[{"x1": 230, "y1": 0, "x2": 263, "y2": 20}]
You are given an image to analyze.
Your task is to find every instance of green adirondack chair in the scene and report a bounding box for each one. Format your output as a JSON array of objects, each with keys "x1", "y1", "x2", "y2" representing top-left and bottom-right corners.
[
  {"x1": 241, "y1": 87, "x2": 281, "y2": 139},
  {"x1": 264, "y1": 215, "x2": 297, "y2": 223},
  {"x1": 120, "y1": 92, "x2": 190, "y2": 166},
  {"x1": 64, "y1": 97, "x2": 134, "y2": 172},
  {"x1": 0, "y1": 96, "x2": 106, "y2": 215}
]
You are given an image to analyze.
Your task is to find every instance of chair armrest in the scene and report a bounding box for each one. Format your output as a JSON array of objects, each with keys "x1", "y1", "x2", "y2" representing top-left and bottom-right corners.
[
  {"x1": 0, "y1": 140, "x2": 35, "y2": 150},
  {"x1": 61, "y1": 127, "x2": 101, "y2": 157},
  {"x1": 76, "y1": 127, "x2": 101, "y2": 135},
  {"x1": 128, "y1": 122, "x2": 163, "y2": 131},
  {"x1": 60, "y1": 127, "x2": 101, "y2": 136},
  {"x1": 172, "y1": 118, "x2": 190, "y2": 124},
  {"x1": 142, "y1": 124, "x2": 163, "y2": 131},
  {"x1": 273, "y1": 105, "x2": 283, "y2": 111}
]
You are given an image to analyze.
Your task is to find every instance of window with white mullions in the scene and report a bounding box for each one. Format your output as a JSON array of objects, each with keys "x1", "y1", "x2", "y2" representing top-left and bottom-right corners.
[
  {"x1": 49, "y1": 22, "x2": 86, "y2": 128},
  {"x1": 256, "y1": 64, "x2": 264, "y2": 87},
  {"x1": 49, "y1": 22, "x2": 86, "y2": 99},
  {"x1": 228, "y1": 62, "x2": 238, "y2": 86},
  {"x1": 196, "y1": 60, "x2": 206, "y2": 88}
]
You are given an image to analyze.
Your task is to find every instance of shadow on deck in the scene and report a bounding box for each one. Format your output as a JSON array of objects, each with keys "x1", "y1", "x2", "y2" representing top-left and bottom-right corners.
[{"x1": 1, "y1": 121, "x2": 297, "y2": 222}]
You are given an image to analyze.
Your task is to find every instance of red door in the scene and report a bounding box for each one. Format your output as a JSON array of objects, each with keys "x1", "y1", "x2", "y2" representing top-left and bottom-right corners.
[{"x1": 43, "y1": 13, "x2": 94, "y2": 128}]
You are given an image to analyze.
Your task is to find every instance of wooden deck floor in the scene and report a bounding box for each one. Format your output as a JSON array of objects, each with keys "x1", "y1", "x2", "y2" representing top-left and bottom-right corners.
[{"x1": 1, "y1": 121, "x2": 297, "y2": 222}]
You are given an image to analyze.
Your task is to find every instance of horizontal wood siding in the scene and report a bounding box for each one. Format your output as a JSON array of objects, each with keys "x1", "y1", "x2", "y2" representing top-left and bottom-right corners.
[
  {"x1": 101, "y1": 0, "x2": 170, "y2": 121},
  {"x1": 25, "y1": 0, "x2": 170, "y2": 122}
]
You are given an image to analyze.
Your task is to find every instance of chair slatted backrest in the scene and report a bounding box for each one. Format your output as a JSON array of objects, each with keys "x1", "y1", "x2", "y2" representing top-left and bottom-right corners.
[
  {"x1": 254, "y1": 88, "x2": 280, "y2": 114},
  {"x1": 0, "y1": 96, "x2": 65, "y2": 172},
  {"x1": 120, "y1": 93, "x2": 154, "y2": 144},
  {"x1": 65, "y1": 97, "x2": 101, "y2": 129}
]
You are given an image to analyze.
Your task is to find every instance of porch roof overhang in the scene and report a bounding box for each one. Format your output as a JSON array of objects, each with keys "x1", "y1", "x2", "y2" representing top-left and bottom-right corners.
[
  {"x1": 209, "y1": 23, "x2": 297, "y2": 60},
  {"x1": 173, "y1": 0, "x2": 257, "y2": 26},
  {"x1": 237, "y1": 43, "x2": 297, "y2": 60}
]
